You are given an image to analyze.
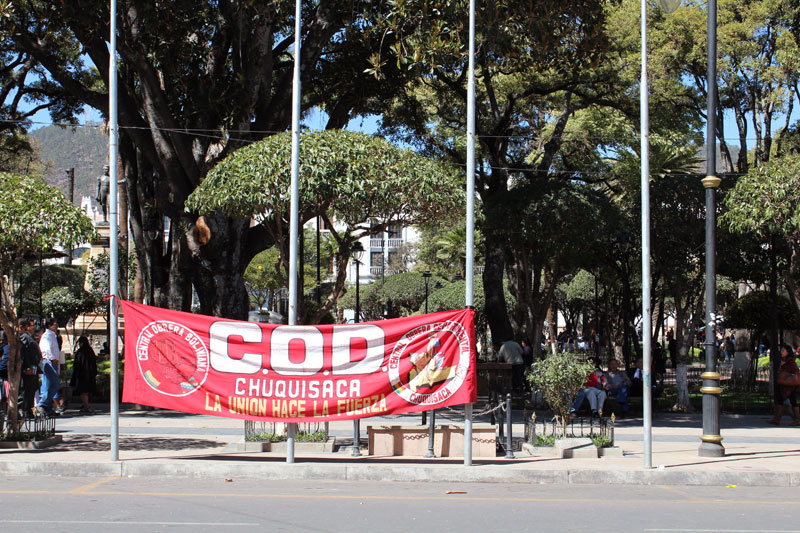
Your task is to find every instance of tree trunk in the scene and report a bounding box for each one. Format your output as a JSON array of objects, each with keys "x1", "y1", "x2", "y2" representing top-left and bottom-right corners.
[
  {"x1": 483, "y1": 229, "x2": 513, "y2": 345},
  {"x1": 674, "y1": 364, "x2": 690, "y2": 410},
  {"x1": 672, "y1": 290, "x2": 692, "y2": 411},
  {"x1": 186, "y1": 213, "x2": 251, "y2": 320}
]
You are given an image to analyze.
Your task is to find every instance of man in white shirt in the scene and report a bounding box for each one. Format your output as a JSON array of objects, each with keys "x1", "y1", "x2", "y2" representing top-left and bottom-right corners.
[{"x1": 37, "y1": 317, "x2": 60, "y2": 415}]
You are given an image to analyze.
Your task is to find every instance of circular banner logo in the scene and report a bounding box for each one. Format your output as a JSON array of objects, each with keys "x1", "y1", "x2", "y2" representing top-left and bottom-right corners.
[
  {"x1": 135, "y1": 321, "x2": 210, "y2": 397},
  {"x1": 388, "y1": 320, "x2": 471, "y2": 406}
]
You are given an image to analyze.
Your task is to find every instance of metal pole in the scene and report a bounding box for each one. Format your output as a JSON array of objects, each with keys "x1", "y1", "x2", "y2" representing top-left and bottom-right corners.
[
  {"x1": 316, "y1": 215, "x2": 321, "y2": 306},
  {"x1": 640, "y1": 0, "x2": 653, "y2": 470},
  {"x1": 352, "y1": 418, "x2": 361, "y2": 457},
  {"x1": 505, "y1": 393, "x2": 514, "y2": 459},
  {"x1": 66, "y1": 168, "x2": 74, "y2": 265},
  {"x1": 108, "y1": 0, "x2": 120, "y2": 463},
  {"x1": 594, "y1": 273, "x2": 599, "y2": 357},
  {"x1": 286, "y1": 0, "x2": 303, "y2": 464},
  {"x1": 352, "y1": 258, "x2": 361, "y2": 456},
  {"x1": 425, "y1": 276, "x2": 429, "y2": 314},
  {"x1": 422, "y1": 271, "x2": 434, "y2": 435},
  {"x1": 425, "y1": 409, "x2": 436, "y2": 458},
  {"x1": 699, "y1": 0, "x2": 724, "y2": 457},
  {"x1": 463, "y1": 0, "x2": 477, "y2": 469},
  {"x1": 355, "y1": 260, "x2": 360, "y2": 324}
]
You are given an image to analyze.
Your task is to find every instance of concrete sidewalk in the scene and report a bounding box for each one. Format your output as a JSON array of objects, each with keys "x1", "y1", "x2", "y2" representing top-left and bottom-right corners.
[{"x1": 1, "y1": 407, "x2": 799, "y2": 486}]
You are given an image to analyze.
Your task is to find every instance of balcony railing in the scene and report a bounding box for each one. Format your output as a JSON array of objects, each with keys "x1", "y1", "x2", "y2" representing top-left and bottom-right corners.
[{"x1": 369, "y1": 238, "x2": 403, "y2": 249}]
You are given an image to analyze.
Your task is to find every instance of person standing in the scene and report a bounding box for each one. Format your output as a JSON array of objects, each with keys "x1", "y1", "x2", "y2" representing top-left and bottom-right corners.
[
  {"x1": 70, "y1": 336, "x2": 97, "y2": 412},
  {"x1": 767, "y1": 345, "x2": 799, "y2": 426},
  {"x1": 0, "y1": 331, "x2": 8, "y2": 406},
  {"x1": 37, "y1": 318, "x2": 60, "y2": 416},
  {"x1": 495, "y1": 339, "x2": 525, "y2": 392},
  {"x1": 17, "y1": 319, "x2": 41, "y2": 417}
]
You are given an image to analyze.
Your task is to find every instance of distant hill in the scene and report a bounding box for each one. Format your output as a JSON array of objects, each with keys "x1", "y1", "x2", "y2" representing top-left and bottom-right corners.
[{"x1": 32, "y1": 124, "x2": 108, "y2": 203}]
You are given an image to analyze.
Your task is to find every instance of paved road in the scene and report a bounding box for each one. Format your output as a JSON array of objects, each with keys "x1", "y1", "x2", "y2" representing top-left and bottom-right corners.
[{"x1": 1, "y1": 477, "x2": 798, "y2": 532}]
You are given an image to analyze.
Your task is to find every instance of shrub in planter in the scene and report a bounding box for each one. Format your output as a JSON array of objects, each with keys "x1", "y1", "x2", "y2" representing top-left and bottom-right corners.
[{"x1": 526, "y1": 352, "x2": 593, "y2": 437}]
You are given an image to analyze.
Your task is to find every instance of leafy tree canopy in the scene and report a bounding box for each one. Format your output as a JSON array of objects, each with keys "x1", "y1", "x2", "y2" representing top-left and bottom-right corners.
[
  {"x1": 724, "y1": 290, "x2": 800, "y2": 331},
  {"x1": 723, "y1": 154, "x2": 800, "y2": 239},
  {"x1": 0, "y1": 172, "x2": 95, "y2": 262},
  {"x1": 187, "y1": 130, "x2": 461, "y2": 228}
]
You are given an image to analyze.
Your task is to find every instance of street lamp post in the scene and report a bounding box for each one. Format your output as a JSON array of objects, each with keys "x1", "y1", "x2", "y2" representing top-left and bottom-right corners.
[
  {"x1": 351, "y1": 240, "x2": 364, "y2": 457},
  {"x1": 699, "y1": 0, "x2": 724, "y2": 457}
]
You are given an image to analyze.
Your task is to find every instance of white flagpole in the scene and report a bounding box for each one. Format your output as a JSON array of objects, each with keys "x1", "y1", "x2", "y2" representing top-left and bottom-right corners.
[
  {"x1": 640, "y1": 0, "x2": 653, "y2": 469},
  {"x1": 108, "y1": 0, "x2": 120, "y2": 463},
  {"x1": 464, "y1": 0, "x2": 476, "y2": 467},
  {"x1": 286, "y1": 0, "x2": 302, "y2": 464}
]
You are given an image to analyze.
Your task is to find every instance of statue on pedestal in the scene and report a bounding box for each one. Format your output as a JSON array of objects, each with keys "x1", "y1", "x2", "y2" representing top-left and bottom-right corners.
[{"x1": 95, "y1": 165, "x2": 110, "y2": 223}]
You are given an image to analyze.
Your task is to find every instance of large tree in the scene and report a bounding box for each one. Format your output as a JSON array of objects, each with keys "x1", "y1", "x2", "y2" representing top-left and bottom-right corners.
[
  {"x1": 187, "y1": 130, "x2": 461, "y2": 324},
  {"x1": 0, "y1": 171, "x2": 94, "y2": 430},
  {"x1": 4, "y1": 0, "x2": 420, "y2": 318},
  {"x1": 369, "y1": 0, "x2": 634, "y2": 345},
  {"x1": 723, "y1": 153, "x2": 800, "y2": 325}
]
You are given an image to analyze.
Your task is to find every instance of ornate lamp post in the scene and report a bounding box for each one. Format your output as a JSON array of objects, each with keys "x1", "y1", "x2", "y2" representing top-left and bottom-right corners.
[
  {"x1": 699, "y1": 0, "x2": 724, "y2": 457},
  {"x1": 351, "y1": 240, "x2": 364, "y2": 456},
  {"x1": 352, "y1": 241, "x2": 364, "y2": 324},
  {"x1": 423, "y1": 270, "x2": 432, "y2": 314}
]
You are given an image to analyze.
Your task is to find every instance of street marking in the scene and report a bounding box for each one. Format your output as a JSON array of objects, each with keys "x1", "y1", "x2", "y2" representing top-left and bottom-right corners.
[
  {"x1": 0, "y1": 488, "x2": 798, "y2": 506},
  {"x1": 655, "y1": 484, "x2": 696, "y2": 499},
  {"x1": 646, "y1": 529, "x2": 800, "y2": 532},
  {"x1": 69, "y1": 476, "x2": 121, "y2": 494},
  {"x1": 0, "y1": 520, "x2": 258, "y2": 526}
]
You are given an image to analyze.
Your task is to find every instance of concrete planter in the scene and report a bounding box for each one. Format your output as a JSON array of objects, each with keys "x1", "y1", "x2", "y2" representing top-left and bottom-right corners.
[
  {"x1": 236, "y1": 438, "x2": 335, "y2": 453},
  {"x1": 367, "y1": 423, "x2": 496, "y2": 457},
  {"x1": 521, "y1": 439, "x2": 622, "y2": 459}
]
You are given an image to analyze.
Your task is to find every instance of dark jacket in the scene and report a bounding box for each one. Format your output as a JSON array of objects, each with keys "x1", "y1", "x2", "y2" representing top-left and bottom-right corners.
[{"x1": 19, "y1": 332, "x2": 42, "y2": 372}]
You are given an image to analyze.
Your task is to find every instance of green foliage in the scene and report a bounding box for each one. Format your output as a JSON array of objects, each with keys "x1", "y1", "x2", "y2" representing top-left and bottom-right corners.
[
  {"x1": 244, "y1": 248, "x2": 283, "y2": 310},
  {"x1": 527, "y1": 353, "x2": 594, "y2": 436},
  {"x1": 16, "y1": 263, "x2": 87, "y2": 316},
  {"x1": 590, "y1": 434, "x2": 613, "y2": 448},
  {"x1": 381, "y1": 272, "x2": 435, "y2": 316},
  {"x1": 556, "y1": 269, "x2": 601, "y2": 333},
  {"x1": 42, "y1": 285, "x2": 98, "y2": 331},
  {"x1": 723, "y1": 154, "x2": 800, "y2": 239},
  {"x1": 86, "y1": 250, "x2": 136, "y2": 299},
  {"x1": 532, "y1": 434, "x2": 556, "y2": 447},
  {"x1": 245, "y1": 430, "x2": 327, "y2": 443},
  {"x1": 723, "y1": 290, "x2": 800, "y2": 331},
  {"x1": 245, "y1": 432, "x2": 285, "y2": 443},
  {"x1": 0, "y1": 172, "x2": 95, "y2": 259},
  {"x1": 187, "y1": 130, "x2": 461, "y2": 228}
]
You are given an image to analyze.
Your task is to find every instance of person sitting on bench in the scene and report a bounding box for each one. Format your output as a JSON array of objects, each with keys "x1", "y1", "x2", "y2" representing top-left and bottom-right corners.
[
  {"x1": 604, "y1": 359, "x2": 631, "y2": 416},
  {"x1": 570, "y1": 358, "x2": 606, "y2": 417}
]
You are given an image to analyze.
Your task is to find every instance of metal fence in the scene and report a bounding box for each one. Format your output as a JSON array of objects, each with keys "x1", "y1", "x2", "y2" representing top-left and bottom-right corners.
[
  {"x1": 0, "y1": 411, "x2": 57, "y2": 441},
  {"x1": 244, "y1": 420, "x2": 329, "y2": 442},
  {"x1": 524, "y1": 410, "x2": 614, "y2": 446}
]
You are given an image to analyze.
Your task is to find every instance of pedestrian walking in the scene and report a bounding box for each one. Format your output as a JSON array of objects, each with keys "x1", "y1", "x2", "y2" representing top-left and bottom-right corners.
[
  {"x1": 70, "y1": 336, "x2": 97, "y2": 412},
  {"x1": 36, "y1": 317, "x2": 60, "y2": 416}
]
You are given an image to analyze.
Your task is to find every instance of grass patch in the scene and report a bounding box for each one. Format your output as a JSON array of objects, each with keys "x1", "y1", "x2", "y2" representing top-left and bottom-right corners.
[
  {"x1": 530, "y1": 433, "x2": 612, "y2": 448},
  {"x1": 246, "y1": 430, "x2": 328, "y2": 443}
]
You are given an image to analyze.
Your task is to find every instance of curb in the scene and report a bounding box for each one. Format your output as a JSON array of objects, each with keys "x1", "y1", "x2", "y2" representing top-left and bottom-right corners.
[{"x1": 0, "y1": 460, "x2": 796, "y2": 487}]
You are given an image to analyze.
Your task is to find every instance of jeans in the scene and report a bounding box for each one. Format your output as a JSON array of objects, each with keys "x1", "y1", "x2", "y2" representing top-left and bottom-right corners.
[
  {"x1": 571, "y1": 387, "x2": 607, "y2": 413},
  {"x1": 607, "y1": 385, "x2": 629, "y2": 413},
  {"x1": 37, "y1": 361, "x2": 58, "y2": 412}
]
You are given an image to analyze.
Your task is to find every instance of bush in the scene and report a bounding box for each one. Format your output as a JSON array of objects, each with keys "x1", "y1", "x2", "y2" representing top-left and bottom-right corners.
[{"x1": 526, "y1": 352, "x2": 593, "y2": 436}]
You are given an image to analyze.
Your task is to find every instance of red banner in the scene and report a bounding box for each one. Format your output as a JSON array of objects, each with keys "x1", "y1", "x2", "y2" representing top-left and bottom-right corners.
[{"x1": 121, "y1": 301, "x2": 476, "y2": 422}]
